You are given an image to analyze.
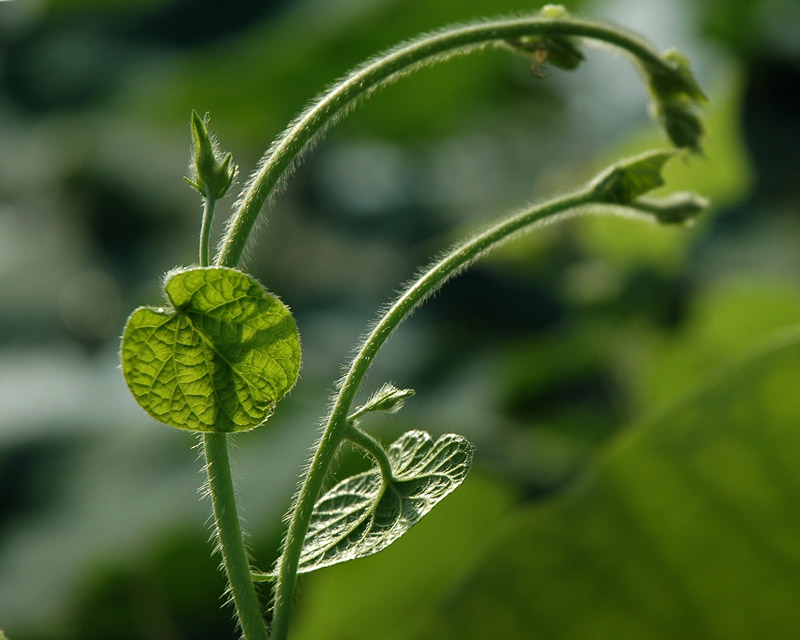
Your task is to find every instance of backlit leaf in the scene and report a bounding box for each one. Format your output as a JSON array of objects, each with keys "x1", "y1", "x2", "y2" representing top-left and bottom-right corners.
[
  {"x1": 283, "y1": 430, "x2": 472, "y2": 576},
  {"x1": 417, "y1": 328, "x2": 800, "y2": 639},
  {"x1": 121, "y1": 266, "x2": 300, "y2": 433}
]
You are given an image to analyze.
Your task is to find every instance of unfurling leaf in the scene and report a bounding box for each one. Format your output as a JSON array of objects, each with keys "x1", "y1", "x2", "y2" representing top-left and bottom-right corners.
[
  {"x1": 589, "y1": 150, "x2": 676, "y2": 205},
  {"x1": 121, "y1": 267, "x2": 301, "y2": 433},
  {"x1": 352, "y1": 383, "x2": 415, "y2": 418},
  {"x1": 653, "y1": 99, "x2": 705, "y2": 152},
  {"x1": 647, "y1": 49, "x2": 707, "y2": 105},
  {"x1": 260, "y1": 431, "x2": 473, "y2": 578},
  {"x1": 644, "y1": 50, "x2": 705, "y2": 152}
]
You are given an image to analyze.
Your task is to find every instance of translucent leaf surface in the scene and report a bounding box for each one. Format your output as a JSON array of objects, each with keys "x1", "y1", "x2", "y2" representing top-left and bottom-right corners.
[
  {"x1": 290, "y1": 329, "x2": 800, "y2": 639},
  {"x1": 121, "y1": 267, "x2": 300, "y2": 433},
  {"x1": 415, "y1": 329, "x2": 800, "y2": 639},
  {"x1": 298, "y1": 430, "x2": 473, "y2": 575}
]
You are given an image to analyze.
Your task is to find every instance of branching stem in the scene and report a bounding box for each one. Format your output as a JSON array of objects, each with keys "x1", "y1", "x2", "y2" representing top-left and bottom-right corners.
[
  {"x1": 191, "y1": 13, "x2": 701, "y2": 640},
  {"x1": 215, "y1": 15, "x2": 673, "y2": 268},
  {"x1": 269, "y1": 185, "x2": 611, "y2": 639},
  {"x1": 345, "y1": 424, "x2": 395, "y2": 482}
]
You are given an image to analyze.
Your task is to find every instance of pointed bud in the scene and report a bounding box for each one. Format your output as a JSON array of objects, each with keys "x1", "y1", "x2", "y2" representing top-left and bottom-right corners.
[
  {"x1": 539, "y1": 4, "x2": 568, "y2": 19},
  {"x1": 355, "y1": 383, "x2": 415, "y2": 417},
  {"x1": 185, "y1": 110, "x2": 238, "y2": 200}
]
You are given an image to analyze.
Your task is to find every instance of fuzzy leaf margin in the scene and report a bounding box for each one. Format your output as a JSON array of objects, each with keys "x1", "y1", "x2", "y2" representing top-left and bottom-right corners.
[
  {"x1": 121, "y1": 266, "x2": 301, "y2": 433},
  {"x1": 259, "y1": 430, "x2": 473, "y2": 579}
]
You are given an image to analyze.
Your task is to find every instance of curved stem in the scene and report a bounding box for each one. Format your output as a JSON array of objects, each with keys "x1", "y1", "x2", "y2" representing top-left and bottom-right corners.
[
  {"x1": 199, "y1": 197, "x2": 216, "y2": 267},
  {"x1": 204, "y1": 433, "x2": 269, "y2": 640},
  {"x1": 270, "y1": 186, "x2": 605, "y2": 639},
  {"x1": 345, "y1": 424, "x2": 395, "y2": 482},
  {"x1": 216, "y1": 15, "x2": 672, "y2": 268}
]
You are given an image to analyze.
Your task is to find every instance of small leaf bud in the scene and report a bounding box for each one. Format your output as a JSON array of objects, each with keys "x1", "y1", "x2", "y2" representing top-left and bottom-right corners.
[
  {"x1": 185, "y1": 110, "x2": 238, "y2": 200},
  {"x1": 355, "y1": 383, "x2": 415, "y2": 417}
]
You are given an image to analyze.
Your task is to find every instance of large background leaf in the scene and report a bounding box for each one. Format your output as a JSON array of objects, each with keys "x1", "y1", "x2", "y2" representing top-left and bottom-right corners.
[
  {"x1": 414, "y1": 329, "x2": 800, "y2": 639},
  {"x1": 292, "y1": 329, "x2": 800, "y2": 639},
  {"x1": 4, "y1": 0, "x2": 800, "y2": 637},
  {"x1": 121, "y1": 267, "x2": 300, "y2": 432}
]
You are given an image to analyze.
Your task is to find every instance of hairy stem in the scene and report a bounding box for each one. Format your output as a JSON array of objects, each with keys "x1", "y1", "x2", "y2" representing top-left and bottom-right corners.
[
  {"x1": 200, "y1": 200, "x2": 267, "y2": 637},
  {"x1": 346, "y1": 424, "x2": 395, "y2": 482},
  {"x1": 269, "y1": 186, "x2": 614, "y2": 639},
  {"x1": 203, "y1": 433, "x2": 269, "y2": 640},
  {"x1": 216, "y1": 15, "x2": 673, "y2": 268},
  {"x1": 199, "y1": 197, "x2": 216, "y2": 267}
]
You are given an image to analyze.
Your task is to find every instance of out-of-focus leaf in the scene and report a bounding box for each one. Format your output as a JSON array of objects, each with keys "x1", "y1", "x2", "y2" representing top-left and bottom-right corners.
[
  {"x1": 636, "y1": 280, "x2": 800, "y2": 408},
  {"x1": 415, "y1": 327, "x2": 800, "y2": 639},
  {"x1": 589, "y1": 150, "x2": 675, "y2": 204},
  {"x1": 121, "y1": 266, "x2": 300, "y2": 432},
  {"x1": 576, "y1": 68, "x2": 752, "y2": 269}
]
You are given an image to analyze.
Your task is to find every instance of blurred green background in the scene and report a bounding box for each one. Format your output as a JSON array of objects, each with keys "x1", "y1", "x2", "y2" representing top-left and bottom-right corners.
[{"x1": 2, "y1": 0, "x2": 800, "y2": 638}]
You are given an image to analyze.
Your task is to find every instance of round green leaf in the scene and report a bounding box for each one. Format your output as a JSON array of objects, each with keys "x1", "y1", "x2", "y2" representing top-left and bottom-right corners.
[{"x1": 121, "y1": 266, "x2": 301, "y2": 433}]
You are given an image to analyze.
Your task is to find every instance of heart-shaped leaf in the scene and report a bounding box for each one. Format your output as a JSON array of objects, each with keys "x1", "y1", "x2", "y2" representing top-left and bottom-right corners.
[
  {"x1": 121, "y1": 266, "x2": 301, "y2": 433},
  {"x1": 279, "y1": 430, "x2": 473, "y2": 576}
]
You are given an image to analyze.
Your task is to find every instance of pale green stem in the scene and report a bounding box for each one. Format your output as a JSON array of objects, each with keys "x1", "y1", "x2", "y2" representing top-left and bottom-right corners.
[
  {"x1": 270, "y1": 186, "x2": 603, "y2": 639},
  {"x1": 204, "y1": 432, "x2": 269, "y2": 640},
  {"x1": 199, "y1": 197, "x2": 216, "y2": 267},
  {"x1": 200, "y1": 197, "x2": 267, "y2": 639},
  {"x1": 200, "y1": 14, "x2": 689, "y2": 639},
  {"x1": 216, "y1": 16, "x2": 673, "y2": 268},
  {"x1": 345, "y1": 424, "x2": 395, "y2": 482}
]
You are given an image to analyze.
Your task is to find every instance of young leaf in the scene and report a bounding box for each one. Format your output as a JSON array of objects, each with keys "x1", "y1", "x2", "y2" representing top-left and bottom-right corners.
[
  {"x1": 351, "y1": 383, "x2": 415, "y2": 419},
  {"x1": 271, "y1": 431, "x2": 473, "y2": 577},
  {"x1": 121, "y1": 267, "x2": 301, "y2": 433},
  {"x1": 589, "y1": 150, "x2": 676, "y2": 205},
  {"x1": 653, "y1": 99, "x2": 705, "y2": 152},
  {"x1": 647, "y1": 49, "x2": 708, "y2": 105}
]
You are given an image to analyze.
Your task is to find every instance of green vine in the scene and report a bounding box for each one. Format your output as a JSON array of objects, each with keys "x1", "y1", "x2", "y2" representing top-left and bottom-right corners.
[{"x1": 120, "y1": 6, "x2": 707, "y2": 639}]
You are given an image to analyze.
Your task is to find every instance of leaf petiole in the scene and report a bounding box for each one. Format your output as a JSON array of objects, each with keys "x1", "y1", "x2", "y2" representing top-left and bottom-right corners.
[
  {"x1": 345, "y1": 424, "x2": 395, "y2": 483},
  {"x1": 199, "y1": 197, "x2": 216, "y2": 267}
]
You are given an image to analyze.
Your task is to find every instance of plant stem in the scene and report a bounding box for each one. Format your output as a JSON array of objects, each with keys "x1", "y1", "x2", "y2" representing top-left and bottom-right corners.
[
  {"x1": 216, "y1": 16, "x2": 673, "y2": 268},
  {"x1": 270, "y1": 186, "x2": 600, "y2": 640},
  {"x1": 200, "y1": 197, "x2": 216, "y2": 267},
  {"x1": 345, "y1": 424, "x2": 395, "y2": 482},
  {"x1": 200, "y1": 199, "x2": 267, "y2": 638},
  {"x1": 203, "y1": 432, "x2": 269, "y2": 640}
]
